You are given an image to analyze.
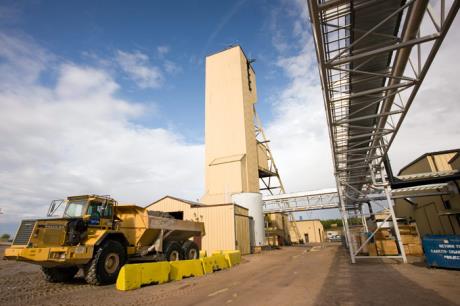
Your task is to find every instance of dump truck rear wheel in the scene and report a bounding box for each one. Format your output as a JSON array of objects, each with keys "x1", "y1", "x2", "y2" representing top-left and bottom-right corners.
[
  {"x1": 84, "y1": 240, "x2": 126, "y2": 285},
  {"x1": 182, "y1": 240, "x2": 200, "y2": 259},
  {"x1": 164, "y1": 241, "x2": 183, "y2": 261},
  {"x1": 42, "y1": 266, "x2": 79, "y2": 283}
]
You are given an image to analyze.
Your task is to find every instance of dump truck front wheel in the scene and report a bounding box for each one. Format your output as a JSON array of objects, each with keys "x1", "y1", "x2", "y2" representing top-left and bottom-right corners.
[
  {"x1": 84, "y1": 240, "x2": 126, "y2": 285},
  {"x1": 182, "y1": 240, "x2": 200, "y2": 259},
  {"x1": 42, "y1": 266, "x2": 79, "y2": 283},
  {"x1": 164, "y1": 241, "x2": 184, "y2": 261}
]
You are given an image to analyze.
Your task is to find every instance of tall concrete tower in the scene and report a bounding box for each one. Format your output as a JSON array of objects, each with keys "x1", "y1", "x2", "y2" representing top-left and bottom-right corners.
[{"x1": 201, "y1": 46, "x2": 268, "y2": 205}]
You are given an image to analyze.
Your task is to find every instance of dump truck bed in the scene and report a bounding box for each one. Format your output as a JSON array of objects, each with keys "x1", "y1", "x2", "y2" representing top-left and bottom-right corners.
[{"x1": 115, "y1": 205, "x2": 204, "y2": 247}]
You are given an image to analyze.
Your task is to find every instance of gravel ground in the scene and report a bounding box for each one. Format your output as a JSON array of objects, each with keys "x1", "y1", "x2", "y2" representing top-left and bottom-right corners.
[{"x1": 1, "y1": 244, "x2": 459, "y2": 306}]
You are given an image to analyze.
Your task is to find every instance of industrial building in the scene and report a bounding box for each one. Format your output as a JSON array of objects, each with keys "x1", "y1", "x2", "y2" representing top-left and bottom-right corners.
[
  {"x1": 200, "y1": 45, "x2": 278, "y2": 205},
  {"x1": 148, "y1": 45, "x2": 287, "y2": 254},
  {"x1": 394, "y1": 149, "x2": 460, "y2": 236},
  {"x1": 264, "y1": 212, "x2": 291, "y2": 246},
  {"x1": 289, "y1": 220, "x2": 324, "y2": 243},
  {"x1": 146, "y1": 196, "x2": 251, "y2": 255}
]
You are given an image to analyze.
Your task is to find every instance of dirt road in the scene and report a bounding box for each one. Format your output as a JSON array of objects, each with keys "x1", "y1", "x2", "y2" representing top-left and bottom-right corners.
[{"x1": 1, "y1": 244, "x2": 459, "y2": 306}]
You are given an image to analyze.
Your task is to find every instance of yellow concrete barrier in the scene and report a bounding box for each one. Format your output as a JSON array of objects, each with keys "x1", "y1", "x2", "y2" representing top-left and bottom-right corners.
[
  {"x1": 116, "y1": 261, "x2": 170, "y2": 291},
  {"x1": 212, "y1": 250, "x2": 241, "y2": 267},
  {"x1": 200, "y1": 256, "x2": 215, "y2": 274},
  {"x1": 116, "y1": 250, "x2": 240, "y2": 291},
  {"x1": 199, "y1": 250, "x2": 207, "y2": 258},
  {"x1": 222, "y1": 250, "x2": 241, "y2": 267},
  {"x1": 210, "y1": 253, "x2": 230, "y2": 270},
  {"x1": 169, "y1": 259, "x2": 204, "y2": 281}
]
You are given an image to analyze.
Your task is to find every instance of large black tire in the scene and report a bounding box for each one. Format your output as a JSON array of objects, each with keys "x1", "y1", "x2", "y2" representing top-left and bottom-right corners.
[
  {"x1": 42, "y1": 266, "x2": 79, "y2": 283},
  {"x1": 182, "y1": 240, "x2": 200, "y2": 260},
  {"x1": 84, "y1": 240, "x2": 126, "y2": 285},
  {"x1": 163, "y1": 241, "x2": 184, "y2": 261}
]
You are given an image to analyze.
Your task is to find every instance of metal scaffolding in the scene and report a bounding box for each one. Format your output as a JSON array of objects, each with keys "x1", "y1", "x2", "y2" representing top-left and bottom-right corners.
[{"x1": 308, "y1": 0, "x2": 459, "y2": 263}]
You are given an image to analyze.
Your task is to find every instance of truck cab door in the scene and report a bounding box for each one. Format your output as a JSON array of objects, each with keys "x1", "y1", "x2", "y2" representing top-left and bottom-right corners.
[
  {"x1": 87, "y1": 201, "x2": 114, "y2": 229},
  {"x1": 100, "y1": 203, "x2": 114, "y2": 229}
]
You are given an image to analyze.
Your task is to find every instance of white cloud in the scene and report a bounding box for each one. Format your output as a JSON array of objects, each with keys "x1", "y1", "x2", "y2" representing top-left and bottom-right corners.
[
  {"x1": 0, "y1": 32, "x2": 51, "y2": 87},
  {"x1": 0, "y1": 33, "x2": 204, "y2": 226},
  {"x1": 163, "y1": 59, "x2": 182, "y2": 75},
  {"x1": 157, "y1": 45, "x2": 169, "y2": 57},
  {"x1": 115, "y1": 50, "x2": 163, "y2": 88},
  {"x1": 265, "y1": 2, "x2": 335, "y2": 193},
  {"x1": 266, "y1": 50, "x2": 335, "y2": 192},
  {"x1": 389, "y1": 15, "x2": 460, "y2": 172}
]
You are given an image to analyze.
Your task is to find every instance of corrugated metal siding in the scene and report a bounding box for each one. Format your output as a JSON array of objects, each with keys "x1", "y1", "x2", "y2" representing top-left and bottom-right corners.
[{"x1": 193, "y1": 205, "x2": 236, "y2": 254}]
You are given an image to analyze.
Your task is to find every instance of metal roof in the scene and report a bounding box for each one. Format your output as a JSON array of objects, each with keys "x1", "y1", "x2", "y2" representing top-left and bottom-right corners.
[
  {"x1": 396, "y1": 169, "x2": 459, "y2": 181},
  {"x1": 391, "y1": 183, "x2": 448, "y2": 194}
]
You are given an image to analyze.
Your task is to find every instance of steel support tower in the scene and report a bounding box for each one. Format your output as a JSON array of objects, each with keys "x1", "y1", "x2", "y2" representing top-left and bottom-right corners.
[{"x1": 308, "y1": 0, "x2": 459, "y2": 263}]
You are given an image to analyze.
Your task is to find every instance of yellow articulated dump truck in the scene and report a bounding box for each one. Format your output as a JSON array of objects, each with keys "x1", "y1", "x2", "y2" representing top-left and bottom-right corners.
[{"x1": 4, "y1": 195, "x2": 204, "y2": 285}]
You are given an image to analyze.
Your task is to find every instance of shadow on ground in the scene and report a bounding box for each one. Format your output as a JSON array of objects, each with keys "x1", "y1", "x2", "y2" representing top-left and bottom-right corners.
[{"x1": 314, "y1": 246, "x2": 457, "y2": 306}]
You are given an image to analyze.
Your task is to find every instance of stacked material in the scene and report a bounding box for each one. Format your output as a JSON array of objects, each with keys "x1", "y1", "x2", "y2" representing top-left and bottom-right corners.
[
  {"x1": 399, "y1": 224, "x2": 423, "y2": 256},
  {"x1": 367, "y1": 224, "x2": 423, "y2": 256},
  {"x1": 368, "y1": 229, "x2": 398, "y2": 256}
]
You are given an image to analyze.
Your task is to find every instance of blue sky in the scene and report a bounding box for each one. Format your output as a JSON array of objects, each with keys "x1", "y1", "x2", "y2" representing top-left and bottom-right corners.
[
  {"x1": 1, "y1": 0, "x2": 305, "y2": 142},
  {"x1": 0, "y1": 1, "x2": 459, "y2": 234}
]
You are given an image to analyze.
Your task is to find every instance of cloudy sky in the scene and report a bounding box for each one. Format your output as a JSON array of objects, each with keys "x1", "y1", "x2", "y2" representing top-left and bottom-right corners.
[{"x1": 0, "y1": 1, "x2": 459, "y2": 233}]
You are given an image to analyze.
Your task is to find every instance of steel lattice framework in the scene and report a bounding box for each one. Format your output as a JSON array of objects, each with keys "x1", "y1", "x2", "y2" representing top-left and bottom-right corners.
[
  {"x1": 308, "y1": 0, "x2": 459, "y2": 263},
  {"x1": 254, "y1": 109, "x2": 303, "y2": 240},
  {"x1": 263, "y1": 189, "x2": 339, "y2": 213}
]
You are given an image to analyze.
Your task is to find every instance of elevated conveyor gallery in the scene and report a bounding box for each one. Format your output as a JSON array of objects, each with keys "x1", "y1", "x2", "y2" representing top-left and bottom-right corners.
[{"x1": 308, "y1": 0, "x2": 459, "y2": 262}]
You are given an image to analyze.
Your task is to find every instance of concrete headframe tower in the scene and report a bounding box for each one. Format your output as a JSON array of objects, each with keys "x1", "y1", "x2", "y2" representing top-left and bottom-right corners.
[{"x1": 201, "y1": 46, "x2": 267, "y2": 204}]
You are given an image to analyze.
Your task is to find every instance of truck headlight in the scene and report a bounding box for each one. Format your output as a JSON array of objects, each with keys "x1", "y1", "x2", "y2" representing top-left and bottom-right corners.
[
  {"x1": 49, "y1": 252, "x2": 66, "y2": 260},
  {"x1": 75, "y1": 246, "x2": 86, "y2": 254}
]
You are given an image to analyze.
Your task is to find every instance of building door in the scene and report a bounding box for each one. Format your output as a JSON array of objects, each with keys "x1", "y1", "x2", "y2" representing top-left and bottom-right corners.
[
  {"x1": 235, "y1": 215, "x2": 250, "y2": 255},
  {"x1": 304, "y1": 234, "x2": 309, "y2": 243}
]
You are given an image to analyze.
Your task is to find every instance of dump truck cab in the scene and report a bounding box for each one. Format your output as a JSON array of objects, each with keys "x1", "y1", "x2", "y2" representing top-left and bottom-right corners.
[
  {"x1": 4, "y1": 194, "x2": 204, "y2": 285},
  {"x1": 61, "y1": 195, "x2": 116, "y2": 228},
  {"x1": 6, "y1": 195, "x2": 115, "y2": 262}
]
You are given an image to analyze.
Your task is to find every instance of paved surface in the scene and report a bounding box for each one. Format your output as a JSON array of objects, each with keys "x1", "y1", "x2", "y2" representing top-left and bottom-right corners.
[{"x1": 1, "y1": 244, "x2": 459, "y2": 305}]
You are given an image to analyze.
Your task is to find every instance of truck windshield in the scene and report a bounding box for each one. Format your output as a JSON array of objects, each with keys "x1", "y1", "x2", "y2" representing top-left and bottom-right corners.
[{"x1": 63, "y1": 200, "x2": 87, "y2": 217}]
